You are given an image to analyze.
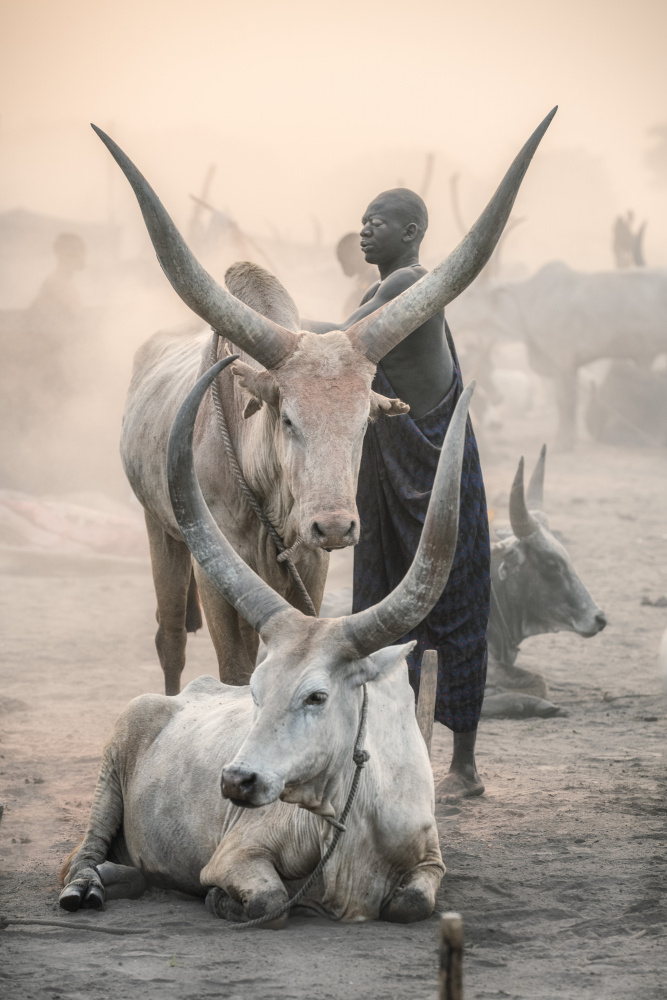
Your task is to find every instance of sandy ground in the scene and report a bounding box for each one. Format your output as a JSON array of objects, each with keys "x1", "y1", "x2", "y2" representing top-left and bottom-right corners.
[{"x1": 1, "y1": 433, "x2": 666, "y2": 999}]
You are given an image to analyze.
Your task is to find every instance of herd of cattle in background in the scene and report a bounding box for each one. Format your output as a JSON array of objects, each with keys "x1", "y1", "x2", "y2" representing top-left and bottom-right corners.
[{"x1": 1, "y1": 183, "x2": 666, "y2": 494}]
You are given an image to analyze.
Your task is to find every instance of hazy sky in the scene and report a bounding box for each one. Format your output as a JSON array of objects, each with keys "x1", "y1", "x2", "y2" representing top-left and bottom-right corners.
[{"x1": 2, "y1": 0, "x2": 667, "y2": 267}]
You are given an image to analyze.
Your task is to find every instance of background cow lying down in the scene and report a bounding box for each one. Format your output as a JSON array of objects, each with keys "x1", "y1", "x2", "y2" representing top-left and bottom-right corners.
[
  {"x1": 59, "y1": 362, "x2": 474, "y2": 926},
  {"x1": 486, "y1": 445, "x2": 606, "y2": 710}
]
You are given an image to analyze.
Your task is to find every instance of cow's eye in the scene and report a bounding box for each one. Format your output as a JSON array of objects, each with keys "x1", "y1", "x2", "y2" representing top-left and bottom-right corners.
[{"x1": 303, "y1": 691, "x2": 328, "y2": 707}]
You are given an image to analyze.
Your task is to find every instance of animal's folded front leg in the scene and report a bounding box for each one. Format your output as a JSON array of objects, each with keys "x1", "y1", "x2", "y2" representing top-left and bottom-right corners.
[
  {"x1": 380, "y1": 860, "x2": 444, "y2": 924},
  {"x1": 201, "y1": 847, "x2": 291, "y2": 929},
  {"x1": 59, "y1": 747, "x2": 126, "y2": 913}
]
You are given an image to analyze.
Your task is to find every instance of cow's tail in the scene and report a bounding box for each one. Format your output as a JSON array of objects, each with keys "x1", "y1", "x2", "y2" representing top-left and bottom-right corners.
[
  {"x1": 59, "y1": 843, "x2": 82, "y2": 885},
  {"x1": 185, "y1": 565, "x2": 203, "y2": 633}
]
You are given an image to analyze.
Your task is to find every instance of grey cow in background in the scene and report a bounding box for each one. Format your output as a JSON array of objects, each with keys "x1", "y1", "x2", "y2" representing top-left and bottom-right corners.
[
  {"x1": 447, "y1": 262, "x2": 667, "y2": 450},
  {"x1": 486, "y1": 446, "x2": 606, "y2": 713}
]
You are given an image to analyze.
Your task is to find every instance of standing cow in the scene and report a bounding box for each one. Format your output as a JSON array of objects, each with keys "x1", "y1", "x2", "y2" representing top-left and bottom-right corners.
[
  {"x1": 93, "y1": 111, "x2": 555, "y2": 693},
  {"x1": 59, "y1": 363, "x2": 473, "y2": 925},
  {"x1": 447, "y1": 261, "x2": 667, "y2": 449}
]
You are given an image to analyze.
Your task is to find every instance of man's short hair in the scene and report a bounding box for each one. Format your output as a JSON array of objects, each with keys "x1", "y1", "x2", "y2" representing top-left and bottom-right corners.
[{"x1": 370, "y1": 188, "x2": 428, "y2": 236}]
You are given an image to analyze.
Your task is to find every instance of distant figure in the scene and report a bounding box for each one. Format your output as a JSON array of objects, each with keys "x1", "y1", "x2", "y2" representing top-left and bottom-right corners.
[
  {"x1": 336, "y1": 232, "x2": 378, "y2": 319},
  {"x1": 29, "y1": 232, "x2": 86, "y2": 319},
  {"x1": 23, "y1": 232, "x2": 88, "y2": 402},
  {"x1": 612, "y1": 211, "x2": 646, "y2": 268}
]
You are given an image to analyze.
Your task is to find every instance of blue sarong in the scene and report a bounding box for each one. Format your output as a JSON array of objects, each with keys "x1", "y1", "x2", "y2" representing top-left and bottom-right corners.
[{"x1": 352, "y1": 326, "x2": 490, "y2": 732}]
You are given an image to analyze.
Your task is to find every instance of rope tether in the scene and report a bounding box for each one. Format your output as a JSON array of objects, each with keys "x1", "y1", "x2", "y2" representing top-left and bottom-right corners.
[{"x1": 208, "y1": 331, "x2": 317, "y2": 617}]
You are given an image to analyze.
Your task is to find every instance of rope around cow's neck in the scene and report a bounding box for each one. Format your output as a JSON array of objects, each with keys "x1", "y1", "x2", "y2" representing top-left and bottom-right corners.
[
  {"x1": 227, "y1": 684, "x2": 370, "y2": 930},
  {"x1": 208, "y1": 331, "x2": 317, "y2": 617}
]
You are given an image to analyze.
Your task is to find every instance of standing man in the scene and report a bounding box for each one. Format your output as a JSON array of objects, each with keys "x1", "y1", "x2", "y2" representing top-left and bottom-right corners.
[{"x1": 305, "y1": 187, "x2": 489, "y2": 799}]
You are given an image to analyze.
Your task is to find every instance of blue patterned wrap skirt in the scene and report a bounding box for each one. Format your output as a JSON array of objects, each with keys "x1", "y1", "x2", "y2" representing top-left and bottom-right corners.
[{"x1": 352, "y1": 328, "x2": 490, "y2": 732}]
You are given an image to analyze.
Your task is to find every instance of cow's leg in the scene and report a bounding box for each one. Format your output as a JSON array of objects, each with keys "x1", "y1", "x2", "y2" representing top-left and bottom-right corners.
[
  {"x1": 381, "y1": 862, "x2": 444, "y2": 924},
  {"x1": 202, "y1": 850, "x2": 289, "y2": 929},
  {"x1": 553, "y1": 366, "x2": 578, "y2": 451},
  {"x1": 194, "y1": 563, "x2": 258, "y2": 685},
  {"x1": 144, "y1": 511, "x2": 193, "y2": 695},
  {"x1": 96, "y1": 862, "x2": 148, "y2": 901},
  {"x1": 59, "y1": 752, "x2": 125, "y2": 912}
]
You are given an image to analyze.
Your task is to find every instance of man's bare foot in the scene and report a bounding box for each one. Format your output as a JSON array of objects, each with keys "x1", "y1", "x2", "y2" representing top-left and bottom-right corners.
[
  {"x1": 435, "y1": 768, "x2": 485, "y2": 801},
  {"x1": 435, "y1": 729, "x2": 485, "y2": 801}
]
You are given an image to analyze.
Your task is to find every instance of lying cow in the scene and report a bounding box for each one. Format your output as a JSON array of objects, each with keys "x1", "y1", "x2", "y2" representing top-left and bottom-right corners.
[
  {"x1": 487, "y1": 445, "x2": 606, "y2": 699},
  {"x1": 59, "y1": 361, "x2": 473, "y2": 925}
]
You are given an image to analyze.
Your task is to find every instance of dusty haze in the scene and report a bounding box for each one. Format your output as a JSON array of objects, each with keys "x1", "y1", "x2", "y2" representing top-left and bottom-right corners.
[
  {"x1": 0, "y1": 0, "x2": 666, "y2": 495},
  {"x1": 2, "y1": 0, "x2": 667, "y2": 269}
]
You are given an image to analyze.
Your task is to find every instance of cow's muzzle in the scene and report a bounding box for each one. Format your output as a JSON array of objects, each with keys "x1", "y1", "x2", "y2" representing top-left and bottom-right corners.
[
  {"x1": 578, "y1": 610, "x2": 607, "y2": 638},
  {"x1": 309, "y1": 511, "x2": 359, "y2": 550},
  {"x1": 221, "y1": 765, "x2": 277, "y2": 808}
]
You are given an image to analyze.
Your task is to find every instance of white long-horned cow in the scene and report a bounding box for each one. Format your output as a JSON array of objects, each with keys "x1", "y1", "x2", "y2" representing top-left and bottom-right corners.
[
  {"x1": 93, "y1": 110, "x2": 556, "y2": 694},
  {"x1": 488, "y1": 446, "x2": 606, "y2": 693},
  {"x1": 59, "y1": 363, "x2": 474, "y2": 926}
]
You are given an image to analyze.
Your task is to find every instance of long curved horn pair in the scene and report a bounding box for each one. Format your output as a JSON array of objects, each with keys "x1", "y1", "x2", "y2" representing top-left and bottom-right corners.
[
  {"x1": 167, "y1": 362, "x2": 474, "y2": 654},
  {"x1": 91, "y1": 126, "x2": 298, "y2": 370},
  {"x1": 93, "y1": 108, "x2": 556, "y2": 369}
]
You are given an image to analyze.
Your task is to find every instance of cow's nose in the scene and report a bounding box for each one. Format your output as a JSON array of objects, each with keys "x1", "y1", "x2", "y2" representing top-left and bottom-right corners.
[
  {"x1": 594, "y1": 611, "x2": 607, "y2": 632},
  {"x1": 310, "y1": 513, "x2": 359, "y2": 549},
  {"x1": 221, "y1": 766, "x2": 259, "y2": 805}
]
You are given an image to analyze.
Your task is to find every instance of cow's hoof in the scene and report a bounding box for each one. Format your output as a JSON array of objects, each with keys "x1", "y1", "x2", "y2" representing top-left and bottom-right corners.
[
  {"x1": 59, "y1": 868, "x2": 105, "y2": 913},
  {"x1": 381, "y1": 886, "x2": 433, "y2": 924},
  {"x1": 84, "y1": 883, "x2": 105, "y2": 910},
  {"x1": 59, "y1": 883, "x2": 87, "y2": 912}
]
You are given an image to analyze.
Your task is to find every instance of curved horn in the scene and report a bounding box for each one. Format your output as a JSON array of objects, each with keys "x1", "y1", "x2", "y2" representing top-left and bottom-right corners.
[
  {"x1": 347, "y1": 108, "x2": 557, "y2": 363},
  {"x1": 341, "y1": 382, "x2": 475, "y2": 658},
  {"x1": 91, "y1": 125, "x2": 298, "y2": 370},
  {"x1": 526, "y1": 444, "x2": 546, "y2": 510},
  {"x1": 509, "y1": 457, "x2": 539, "y2": 539},
  {"x1": 167, "y1": 357, "x2": 296, "y2": 635}
]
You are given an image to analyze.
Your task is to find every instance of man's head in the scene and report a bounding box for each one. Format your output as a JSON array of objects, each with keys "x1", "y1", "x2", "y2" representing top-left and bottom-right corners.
[{"x1": 360, "y1": 188, "x2": 428, "y2": 268}]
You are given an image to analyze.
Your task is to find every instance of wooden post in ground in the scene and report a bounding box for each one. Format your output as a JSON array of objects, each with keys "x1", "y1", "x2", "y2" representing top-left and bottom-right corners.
[
  {"x1": 415, "y1": 649, "x2": 438, "y2": 757},
  {"x1": 439, "y1": 911, "x2": 464, "y2": 1000}
]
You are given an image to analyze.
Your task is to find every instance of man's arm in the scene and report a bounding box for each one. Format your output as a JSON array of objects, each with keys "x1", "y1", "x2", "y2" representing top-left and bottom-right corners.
[{"x1": 301, "y1": 269, "x2": 421, "y2": 333}]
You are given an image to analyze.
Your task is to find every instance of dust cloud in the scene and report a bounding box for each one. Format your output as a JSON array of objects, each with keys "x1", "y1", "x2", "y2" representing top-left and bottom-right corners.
[{"x1": 1, "y1": 0, "x2": 667, "y2": 498}]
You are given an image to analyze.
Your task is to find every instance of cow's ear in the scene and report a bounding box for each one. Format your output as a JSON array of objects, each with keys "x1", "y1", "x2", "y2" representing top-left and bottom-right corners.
[
  {"x1": 369, "y1": 391, "x2": 410, "y2": 421},
  {"x1": 345, "y1": 641, "x2": 416, "y2": 686},
  {"x1": 231, "y1": 361, "x2": 280, "y2": 418},
  {"x1": 243, "y1": 397, "x2": 263, "y2": 419}
]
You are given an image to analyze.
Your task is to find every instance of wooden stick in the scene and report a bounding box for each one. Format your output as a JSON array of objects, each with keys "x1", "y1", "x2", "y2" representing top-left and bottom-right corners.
[
  {"x1": 439, "y1": 911, "x2": 464, "y2": 1000},
  {"x1": 416, "y1": 649, "x2": 438, "y2": 757}
]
